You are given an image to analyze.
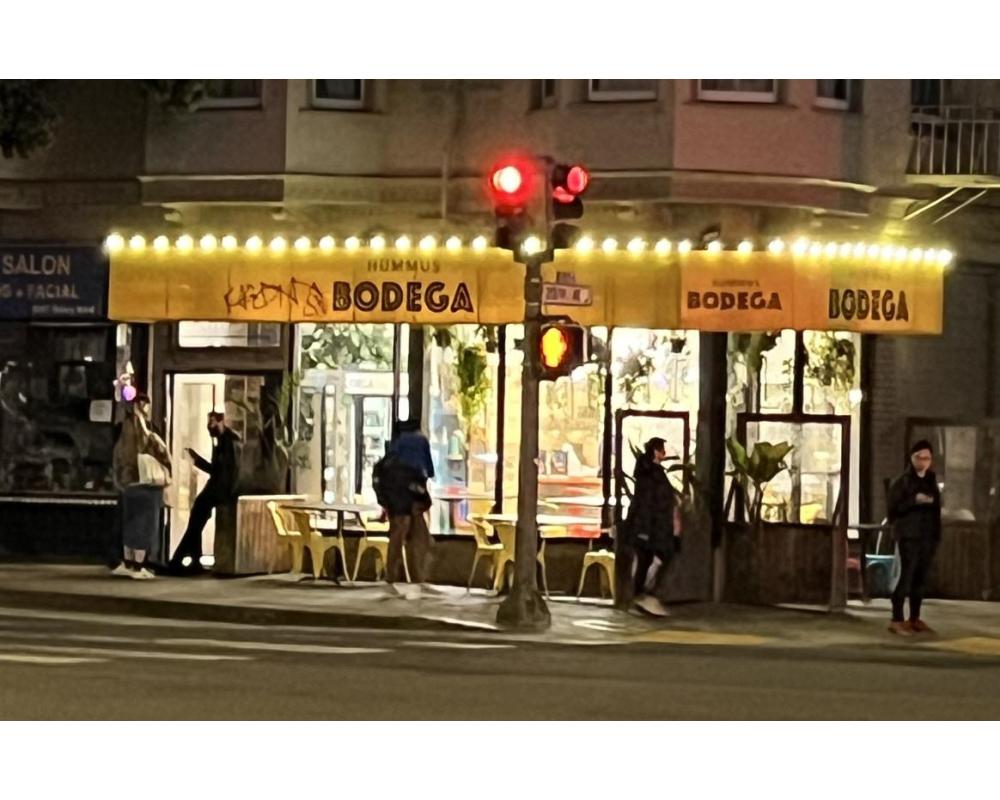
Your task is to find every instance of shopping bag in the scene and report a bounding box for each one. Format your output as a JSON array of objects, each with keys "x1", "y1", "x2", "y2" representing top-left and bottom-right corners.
[{"x1": 138, "y1": 453, "x2": 170, "y2": 487}]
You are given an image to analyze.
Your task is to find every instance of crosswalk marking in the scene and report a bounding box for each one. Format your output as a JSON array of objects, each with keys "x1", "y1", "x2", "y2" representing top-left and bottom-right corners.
[
  {"x1": 0, "y1": 643, "x2": 251, "y2": 662},
  {"x1": 630, "y1": 630, "x2": 771, "y2": 647},
  {"x1": 0, "y1": 653, "x2": 105, "y2": 665},
  {"x1": 154, "y1": 638, "x2": 389, "y2": 655},
  {"x1": 401, "y1": 641, "x2": 514, "y2": 650}
]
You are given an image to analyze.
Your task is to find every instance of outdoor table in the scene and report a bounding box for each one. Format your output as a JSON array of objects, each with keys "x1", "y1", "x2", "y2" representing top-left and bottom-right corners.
[
  {"x1": 432, "y1": 486, "x2": 496, "y2": 532},
  {"x1": 281, "y1": 500, "x2": 381, "y2": 537},
  {"x1": 480, "y1": 513, "x2": 604, "y2": 540}
]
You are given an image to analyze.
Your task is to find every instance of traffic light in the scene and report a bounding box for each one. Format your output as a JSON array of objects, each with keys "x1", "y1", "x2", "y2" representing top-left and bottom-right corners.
[
  {"x1": 539, "y1": 323, "x2": 587, "y2": 380},
  {"x1": 549, "y1": 163, "x2": 589, "y2": 250},
  {"x1": 488, "y1": 156, "x2": 541, "y2": 251}
]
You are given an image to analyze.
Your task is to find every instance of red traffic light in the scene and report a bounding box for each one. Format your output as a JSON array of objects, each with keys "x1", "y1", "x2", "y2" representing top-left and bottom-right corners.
[
  {"x1": 488, "y1": 156, "x2": 536, "y2": 214},
  {"x1": 566, "y1": 165, "x2": 589, "y2": 195},
  {"x1": 491, "y1": 165, "x2": 523, "y2": 195}
]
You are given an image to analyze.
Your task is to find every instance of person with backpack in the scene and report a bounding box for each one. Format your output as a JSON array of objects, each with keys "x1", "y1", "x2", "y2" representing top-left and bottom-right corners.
[{"x1": 373, "y1": 420, "x2": 434, "y2": 596}]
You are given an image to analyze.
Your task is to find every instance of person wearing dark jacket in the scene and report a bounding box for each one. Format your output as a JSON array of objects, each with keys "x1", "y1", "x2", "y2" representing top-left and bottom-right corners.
[
  {"x1": 373, "y1": 429, "x2": 433, "y2": 596},
  {"x1": 169, "y1": 411, "x2": 241, "y2": 574},
  {"x1": 623, "y1": 437, "x2": 677, "y2": 616},
  {"x1": 886, "y1": 439, "x2": 942, "y2": 636}
]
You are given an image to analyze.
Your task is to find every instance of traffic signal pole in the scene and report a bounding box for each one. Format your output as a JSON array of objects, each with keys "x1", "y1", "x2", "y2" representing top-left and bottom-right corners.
[{"x1": 496, "y1": 253, "x2": 551, "y2": 630}]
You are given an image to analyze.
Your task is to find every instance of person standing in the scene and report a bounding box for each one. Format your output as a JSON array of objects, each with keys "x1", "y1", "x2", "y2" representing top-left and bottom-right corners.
[
  {"x1": 111, "y1": 393, "x2": 172, "y2": 579},
  {"x1": 373, "y1": 420, "x2": 434, "y2": 596},
  {"x1": 887, "y1": 439, "x2": 942, "y2": 636},
  {"x1": 169, "y1": 411, "x2": 240, "y2": 575},
  {"x1": 623, "y1": 437, "x2": 678, "y2": 617}
]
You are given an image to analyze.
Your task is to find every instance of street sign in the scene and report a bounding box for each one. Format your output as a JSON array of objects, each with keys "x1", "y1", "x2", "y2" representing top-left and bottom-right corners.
[{"x1": 543, "y1": 282, "x2": 592, "y2": 306}]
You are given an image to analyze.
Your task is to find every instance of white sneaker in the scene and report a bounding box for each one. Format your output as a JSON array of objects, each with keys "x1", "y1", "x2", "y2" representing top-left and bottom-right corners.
[
  {"x1": 634, "y1": 595, "x2": 669, "y2": 617},
  {"x1": 130, "y1": 567, "x2": 156, "y2": 580},
  {"x1": 110, "y1": 564, "x2": 132, "y2": 578}
]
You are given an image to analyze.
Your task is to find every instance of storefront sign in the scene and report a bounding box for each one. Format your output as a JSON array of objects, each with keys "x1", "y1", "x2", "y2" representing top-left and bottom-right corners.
[
  {"x1": 0, "y1": 245, "x2": 108, "y2": 320},
  {"x1": 680, "y1": 253, "x2": 795, "y2": 331}
]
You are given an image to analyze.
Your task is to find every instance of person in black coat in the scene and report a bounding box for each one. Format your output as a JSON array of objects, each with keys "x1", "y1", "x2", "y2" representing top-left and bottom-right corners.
[
  {"x1": 372, "y1": 444, "x2": 432, "y2": 593},
  {"x1": 886, "y1": 439, "x2": 942, "y2": 635},
  {"x1": 169, "y1": 411, "x2": 241, "y2": 575},
  {"x1": 623, "y1": 437, "x2": 677, "y2": 616}
]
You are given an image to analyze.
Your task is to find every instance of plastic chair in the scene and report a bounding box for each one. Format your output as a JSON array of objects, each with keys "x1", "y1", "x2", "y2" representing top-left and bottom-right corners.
[
  {"x1": 351, "y1": 495, "x2": 407, "y2": 582},
  {"x1": 577, "y1": 549, "x2": 616, "y2": 602},
  {"x1": 266, "y1": 501, "x2": 305, "y2": 575},
  {"x1": 490, "y1": 521, "x2": 519, "y2": 593},
  {"x1": 466, "y1": 515, "x2": 508, "y2": 591},
  {"x1": 537, "y1": 525, "x2": 568, "y2": 598},
  {"x1": 291, "y1": 509, "x2": 351, "y2": 582}
]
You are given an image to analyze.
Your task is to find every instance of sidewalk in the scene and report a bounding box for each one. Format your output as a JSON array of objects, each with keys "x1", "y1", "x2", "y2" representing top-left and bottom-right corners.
[{"x1": 1, "y1": 564, "x2": 998, "y2": 652}]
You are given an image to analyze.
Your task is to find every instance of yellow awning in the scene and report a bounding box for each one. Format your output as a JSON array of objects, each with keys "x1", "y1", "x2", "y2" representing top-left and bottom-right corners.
[{"x1": 108, "y1": 242, "x2": 946, "y2": 334}]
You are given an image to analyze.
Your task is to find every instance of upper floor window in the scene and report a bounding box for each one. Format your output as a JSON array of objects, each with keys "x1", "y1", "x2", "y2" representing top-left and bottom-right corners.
[
  {"x1": 588, "y1": 79, "x2": 657, "y2": 102},
  {"x1": 815, "y1": 79, "x2": 852, "y2": 110},
  {"x1": 697, "y1": 79, "x2": 777, "y2": 103},
  {"x1": 200, "y1": 80, "x2": 261, "y2": 109},
  {"x1": 912, "y1": 79, "x2": 943, "y2": 112},
  {"x1": 312, "y1": 80, "x2": 367, "y2": 110}
]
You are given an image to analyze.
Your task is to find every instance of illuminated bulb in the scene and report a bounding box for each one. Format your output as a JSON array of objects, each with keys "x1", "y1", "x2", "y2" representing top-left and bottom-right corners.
[
  {"x1": 737, "y1": 240, "x2": 753, "y2": 255},
  {"x1": 199, "y1": 234, "x2": 217, "y2": 252},
  {"x1": 105, "y1": 233, "x2": 125, "y2": 252},
  {"x1": 522, "y1": 235, "x2": 543, "y2": 255},
  {"x1": 176, "y1": 235, "x2": 194, "y2": 252},
  {"x1": 866, "y1": 244, "x2": 880, "y2": 260},
  {"x1": 269, "y1": 236, "x2": 288, "y2": 253},
  {"x1": 601, "y1": 237, "x2": 618, "y2": 253},
  {"x1": 706, "y1": 240, "x2": 723, "y2": 253},
  {"x1": 370, "y1": 235, "x2": 386, "y2": 251},
  {"x1": 395, "y1": 235, "x2": 411, "y2": 251},
  {"x1": 922, "y1": 248, "x2": 937, "y2": 264},
  {"x1": 345, "y1": 236, "x2": 361, "y2": 251},
  {"x1": 824, "y1": 242, "x2": 838, "y2": 258},
  {"x1": 245, "y1": 235, "x2": 263, "y2": 252},
  {"x1": 128, "y1": 235, "x2": 146, "y2": 251},
  {"x1": 853, "y1": 243, "x2": 866, "y2": 259},
  {"x1": 446, "y1": 236, "x2": 462, "y2": 252},
  {"x1": 221, "y1": 235, "x2": 238, "y2": 251},
  {"x1": 809, "y1": 242, "x2": 822, "y2": 258},
  {"x1": 294, "y1": 237, "x2": 311, "y2": 253},
  {"x1": 319, "y1": 235, "x2": 335, "y2": 252},
  {"x1": 839, "y1": 243, "x2": 852, "y2": 258},
  {"x1": 768, "y1": 239, "x2": 785, "y2": 254},
  {"x1": 471, "y1": 236, "x2": 488, "y2": 252},
  {"x1": 654, "y1": 239, "x2": 672, "y2": 255},
  {"x1": 627, "y1": 238, "x2": 646, "y2": 253},
  {"x1": 880, "y1": 245, "x2": 894, "y2": 261},
  {"x1": 576, "y1": 236, "x2": 595, "y2": 254},
  {"x1": 937, "y1": 249, "x2": 953, "y2": 266},
  {"x1": 894, "y1": 246, "x2": 908, "y2": 261},
  {"x1": 792, "y1": 238, "x2": 809, "y2": 256},
  {"x1": 152, "y1": 235, "x2": 170, "y2": 252},
  {"x1": 419, "y1": 235, "x2": 436, "y2": 251},
  {"x1": 848, "y1": 388, "x2": 864, "y2": 407},
  {"x1": 677, "y1": 239, "x2": 692, "y2": 254},
  {"x1": 909, "y1": 247, "x2": 923, "y2": 263}
]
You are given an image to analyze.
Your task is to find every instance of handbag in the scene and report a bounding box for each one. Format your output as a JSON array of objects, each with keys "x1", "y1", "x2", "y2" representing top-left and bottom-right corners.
[{"x1": 138, "y1": 452, "x2": 170, "y2": 487}]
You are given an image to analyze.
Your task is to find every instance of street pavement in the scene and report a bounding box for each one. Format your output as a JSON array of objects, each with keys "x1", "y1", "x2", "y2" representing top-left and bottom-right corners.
[{"x1": 2, "y1": 604, "x2": 1000, "y2": 719}]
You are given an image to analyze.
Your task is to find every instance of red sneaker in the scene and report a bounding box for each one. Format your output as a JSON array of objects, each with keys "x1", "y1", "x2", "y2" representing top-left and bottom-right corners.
[
  {"x1": 909, "y1": 619, "x2": 935, "y2": 634},
  {"x1": 888, "y1": 621, "x2": 913, "y2": 636}
]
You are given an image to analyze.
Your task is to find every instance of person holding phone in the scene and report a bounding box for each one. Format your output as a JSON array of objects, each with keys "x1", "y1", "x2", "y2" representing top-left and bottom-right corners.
[{"x1": 886, "y1": 440, "x2": 942, "y2": 636}]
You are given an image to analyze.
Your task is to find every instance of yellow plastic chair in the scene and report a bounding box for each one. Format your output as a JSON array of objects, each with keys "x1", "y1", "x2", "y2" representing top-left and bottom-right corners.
[
  {"x1": 577, "y1": 549, "x2": 616, "y2": 602},
  {"x1": 489, "y1": 521, "x2": 519, "y2": 593},
  {"x1": 291, "y1": 509, "x2": 351, "y2": 582},
  {"x1": 267, "y1": 501, "x2": 305, "y2": 575},
  {"x1": 536, "y1": 525, "x2": 568, "y2": 598},
  {"x1": 466, "y1": 516, "x2": 510, "y2": 592},
  {"x1": 350, "y1": 495, "x2": 403, "y2": 582}
]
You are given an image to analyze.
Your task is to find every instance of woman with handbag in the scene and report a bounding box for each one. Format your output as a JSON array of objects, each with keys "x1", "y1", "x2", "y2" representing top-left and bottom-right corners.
[{"x1": 111, "y1": 392, "x2": 172, "y2": 579}]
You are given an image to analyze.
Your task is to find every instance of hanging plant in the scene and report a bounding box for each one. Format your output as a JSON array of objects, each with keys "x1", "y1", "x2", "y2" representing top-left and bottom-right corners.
[
  {"x1": 0, "y1": 81, "x2": 58, "y2": 159},
  {"x1": 455, "y1": 341, "x2": 490, "y2": 427},
  {"x1": 140, "y1": 80, "x2": 207, "y2": 114},
  {"x1": 805, "y1": 333, "x2": 856, "y2": 393}
]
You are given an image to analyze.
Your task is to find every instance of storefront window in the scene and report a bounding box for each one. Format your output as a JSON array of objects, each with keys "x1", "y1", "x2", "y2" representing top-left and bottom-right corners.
[
  {"x1": 294, "y1": 323, "x2": 397, "y2": 505},
  {"x1": 905, "y1": 422, "x2": 981, "y2": 521},
  {"x1": 177, "y1": 321, "x2": 281, "y2": 348},
  {"x1": 0, "y1": 324, "x2": 123, "y2": 495}
]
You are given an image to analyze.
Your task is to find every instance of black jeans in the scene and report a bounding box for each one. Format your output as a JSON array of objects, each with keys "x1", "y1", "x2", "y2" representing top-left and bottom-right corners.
[
  {"x1": 171, "y1": 490, "x2": 217, "y2": 567},
  {"x1": 633, "y1": 540, "x2": 672, "y2": 598},
  {"x1": 891, "y1": 537, "x2": 938, "y2": 622}
]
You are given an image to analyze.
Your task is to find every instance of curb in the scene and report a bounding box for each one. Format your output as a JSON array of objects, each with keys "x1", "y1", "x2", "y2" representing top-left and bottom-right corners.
[{"x1": 0, "y1": 588, "x2": 491, "y2": 634}]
